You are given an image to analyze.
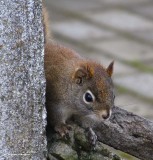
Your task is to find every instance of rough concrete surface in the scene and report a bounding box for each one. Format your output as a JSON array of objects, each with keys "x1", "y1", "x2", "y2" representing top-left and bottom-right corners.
[{"x1": 0, "y1": 0, "x2": 46, "y2": 159}]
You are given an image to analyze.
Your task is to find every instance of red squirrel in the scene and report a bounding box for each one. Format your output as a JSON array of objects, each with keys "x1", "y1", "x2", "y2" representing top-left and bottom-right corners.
[{"x1": 43, "y1": 6, "x2": 115, "y2": 144}]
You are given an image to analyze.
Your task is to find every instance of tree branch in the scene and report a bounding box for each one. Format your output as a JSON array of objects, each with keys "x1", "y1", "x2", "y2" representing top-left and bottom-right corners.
[{"x1": 94, "y1": 106, "x2": 153, "y2": 160}]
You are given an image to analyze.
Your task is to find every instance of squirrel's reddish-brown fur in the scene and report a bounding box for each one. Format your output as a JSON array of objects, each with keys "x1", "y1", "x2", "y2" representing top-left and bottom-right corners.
[{"x1": 43, "y1": 6, "x2": 115, "y2": 137}]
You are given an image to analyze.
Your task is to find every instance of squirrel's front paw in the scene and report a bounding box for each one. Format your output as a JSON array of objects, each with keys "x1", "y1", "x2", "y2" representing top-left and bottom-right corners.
[
  {"x1": 86, "y1": 127, "x2": 97, "y2": 147},
  {"x1": 55, "y1": 123, "x2": 72, "y2": 138}
]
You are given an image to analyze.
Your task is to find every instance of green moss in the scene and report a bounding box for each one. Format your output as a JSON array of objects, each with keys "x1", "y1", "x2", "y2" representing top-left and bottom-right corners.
[
  {"x1": 119, "y1": 152, "x2": 138, "y2": 160},
  {"x1": 115, "y1": 84, "x2": 129, "y2": 94},
  {"x1": 112, "y1": 155, "x2": 122, "y2": 160},
  {"x1": 74, "y1": 128, "x2": 91, "y2": 151},
  {"x1": 115, "y1": 84, "x2": 153, "y2": 105},
  {"x1": 127, "y1": 61, "x2": 153, "y2": 73},
  {"x1": 49, "y1": 142, "x2": 78, "y2": 160},
  {"x1": 95, "y1": 142, "x2": 111, "y2": 157}
]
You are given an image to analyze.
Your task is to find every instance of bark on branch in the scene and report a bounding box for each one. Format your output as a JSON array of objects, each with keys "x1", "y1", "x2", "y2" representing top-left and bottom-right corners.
[{"x1": 94, "y1": 106, "x2": 153, "y2": 160}]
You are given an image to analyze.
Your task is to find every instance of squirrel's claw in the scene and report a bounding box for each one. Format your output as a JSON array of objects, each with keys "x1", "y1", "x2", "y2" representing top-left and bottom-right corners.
[
  {"x1": 86, "y1": 127, "x2": 97, "y2": 147},
  {"x1": 55, "y1": 123, "x2": 72, "y2": 138}
]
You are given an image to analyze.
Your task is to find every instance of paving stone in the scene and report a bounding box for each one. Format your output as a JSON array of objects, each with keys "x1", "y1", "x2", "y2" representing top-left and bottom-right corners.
[
  {"x1": 91, "y1": 38, "x2": 153, "y2": 61},
  {"x1": 132, "y1": 4, "x2": 153, "y2": 19},
  {"x1": 99, "y1": 0, "x2": 151, "y2": 5},
  {"x1": 84, "y1": 53, "x2": 137, "y2": 75},
  {"x1": 143, "y1": 61, "x2": 153, "y2": 69},
  {"x1": 85, "y1": 10, "x2": 153, "y2": 32},
  {"x1": 46, "y1": 0, "x2": 102, "y2": 12},
  {"x1": 46, "y1": 10, "x2": 68, "y2": 22},
  {"x1": 49, "y1": 36, "x2": 137, "y2": 76},
  {"x1": 115, "y1": 94, "x2": 153, "y2": 120},
  {"x1": 114, "y1": 73, "x2": 153, "y2": 99},
  {"x1": 52, "y1": 38, "x2": 82, "y2": 51},
  {"x1": 52, "y1": 21, "x2": 115, "y2": 41},
  {"x1": 132, "y1": 30, "x2": 153, "y2": 43}
]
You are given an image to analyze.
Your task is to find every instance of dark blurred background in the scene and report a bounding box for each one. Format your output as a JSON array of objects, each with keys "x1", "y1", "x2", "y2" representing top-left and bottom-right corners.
[{"x1": 45, "y1": 0, "x2": 153, "y2": 159}]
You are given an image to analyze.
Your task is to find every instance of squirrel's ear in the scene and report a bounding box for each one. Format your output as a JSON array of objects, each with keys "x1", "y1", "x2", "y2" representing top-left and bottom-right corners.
[
  {"x1": 106, "y1": 61, "x2": 114, "y2": 77},
  {"x1": 73, "y1": 65, "x2": 94, "y2": 84}
]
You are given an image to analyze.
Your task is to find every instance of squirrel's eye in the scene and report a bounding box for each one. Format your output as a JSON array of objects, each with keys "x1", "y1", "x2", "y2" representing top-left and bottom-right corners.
[{"x1": 83, "y1": 90, "x2": 95, "y2": 104}]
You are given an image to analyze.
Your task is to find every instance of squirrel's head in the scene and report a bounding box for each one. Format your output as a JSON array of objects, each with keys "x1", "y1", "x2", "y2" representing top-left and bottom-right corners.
[{"x1": 71, "y1": 60, "x2": 115, "y2": 121}]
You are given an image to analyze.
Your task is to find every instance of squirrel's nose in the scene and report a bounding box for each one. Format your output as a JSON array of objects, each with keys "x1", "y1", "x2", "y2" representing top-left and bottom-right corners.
[
  {"x1": 102, "y1": 110, "x2": 111, "y2": 120},
  {"x1": 102, "y1": 113, "x2": 110, "y2": 120}
]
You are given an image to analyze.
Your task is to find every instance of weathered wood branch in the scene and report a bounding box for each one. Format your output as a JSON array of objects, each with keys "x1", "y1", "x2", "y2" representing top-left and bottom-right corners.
[{"x1": 94, "y1": 106, "x2": 153, "y2": 160}]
